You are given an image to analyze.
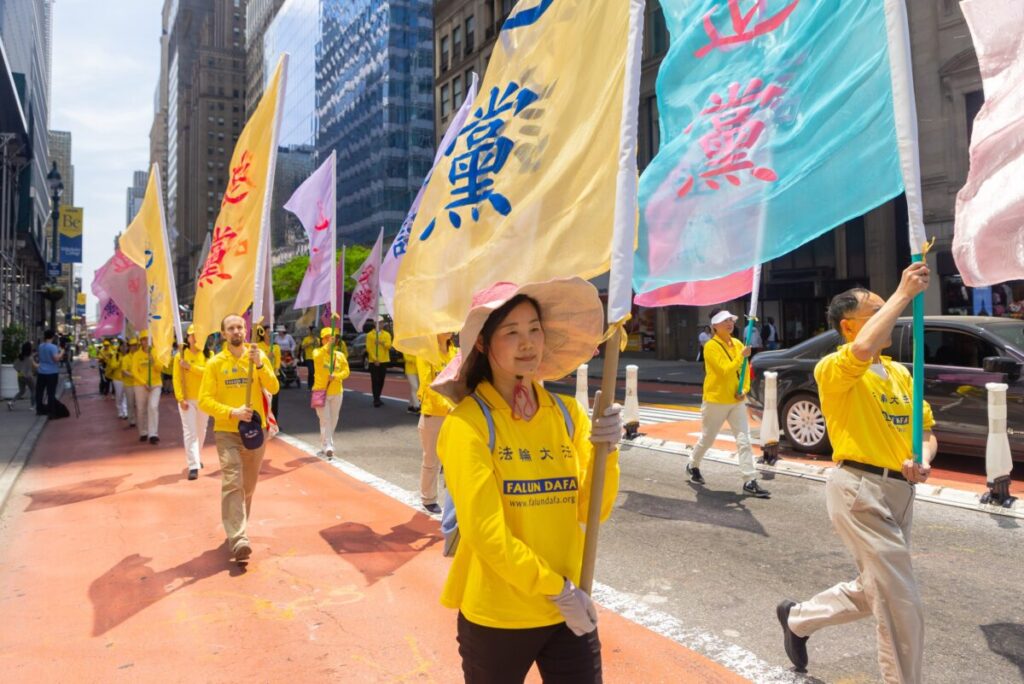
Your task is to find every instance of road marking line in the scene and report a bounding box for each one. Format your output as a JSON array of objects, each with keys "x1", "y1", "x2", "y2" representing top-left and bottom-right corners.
[{"x1": 275, "y1": 431, "x2": 803, "y2": 681}]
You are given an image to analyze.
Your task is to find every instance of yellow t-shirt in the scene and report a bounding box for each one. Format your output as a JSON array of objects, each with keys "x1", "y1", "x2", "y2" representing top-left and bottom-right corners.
[
  {"x1": 366, "y1": 329, "x2": 392, "y2": 363},
  {"x1": 104, "y1": 351, "x2": 122, "y2": 381},
  {"x1": 130, "y1": 349, "x2": 166, "y2": 388},
  {"x1": 437, "y1": 381, "x2": 620, "y2": 629},
  {"x1": 172, "y1": 347, "x2": 208, "y2": 402},
  {"x1": 416, "y1": 345, "x2": 458, "y2": 417},
  {"x1": 312, "y1": 346, "x2": 350, "y2": 396},
  {"x1": 403, "y1": 353, "x2": 417, "y2": 375},
  {"x1": 198, "y1": 347, "x2": 280, "y2": 432},
  {"x1": 121, "y1": 350, "x2": 139, "y2": 386},
  {"x1": 256, "y1": 341, "x2": 282, "y2": 372},
  {"x1": 300, "y1": 335, "x2": 318, "y2": 361},
  {"x1": 702, "y1": 335, "x2": 750, "y2": 404},
  {"x1": 815, "y1": 344, "x2": 935, "y2": 471}
]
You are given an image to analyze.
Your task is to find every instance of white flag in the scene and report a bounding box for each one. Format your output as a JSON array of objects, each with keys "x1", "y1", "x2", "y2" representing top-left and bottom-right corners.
[{"x1": 348, "y1": 227, "x2": 384, "y2": 332}]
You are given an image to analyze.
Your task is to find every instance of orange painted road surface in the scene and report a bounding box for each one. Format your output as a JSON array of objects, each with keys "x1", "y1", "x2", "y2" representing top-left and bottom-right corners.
[{"x1": 0, "y1": 385, "x2": 744, "y2": 683}]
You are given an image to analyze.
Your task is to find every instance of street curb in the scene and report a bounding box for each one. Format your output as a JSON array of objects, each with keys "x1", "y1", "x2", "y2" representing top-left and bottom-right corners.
[
  {"x1": 0, "y1": 413, "x2": 48, "y2": 514},
  {"x1": 624, "y1": 436, "x2": 1024, "y2": 519}
]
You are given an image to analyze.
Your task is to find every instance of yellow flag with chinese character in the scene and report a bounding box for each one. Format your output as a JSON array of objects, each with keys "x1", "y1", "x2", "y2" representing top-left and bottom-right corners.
[
  {"x1": 192, "y1": 56, "x2": 286, "y2": 347},
  {"x1": 393, "y1": 0, "x2": 629, "y2": 363},
  {"x1": 118, "y1": 164, "x2": 180, "y2": 367}
]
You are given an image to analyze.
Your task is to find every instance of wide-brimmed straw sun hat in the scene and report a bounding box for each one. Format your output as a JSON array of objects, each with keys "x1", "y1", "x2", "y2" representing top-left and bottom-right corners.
[{"x1": 431, "y1": 277, "x2": 605, "y2": 404}]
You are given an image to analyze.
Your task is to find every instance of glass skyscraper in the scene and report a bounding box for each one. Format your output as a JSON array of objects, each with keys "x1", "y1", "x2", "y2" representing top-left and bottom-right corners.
[{"x1": 317, "y1": 0, "x2": 434, "y2": 243}]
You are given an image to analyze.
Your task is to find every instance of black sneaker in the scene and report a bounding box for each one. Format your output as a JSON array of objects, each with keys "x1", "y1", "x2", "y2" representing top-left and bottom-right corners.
[
  {"x1": 188, "y1": 469, "x2": 199, "y2": 480},
  {"x1": 777, "y1": 600, "x2": 809, "y2": 672},
  {"x1": 139, "y1": 435, "x2": 148, "y2": 442},
  {"x1": 407, "y1": 405, "x2": 420, "y2": 414},
  {"x1": 149, "y1": 436, "x2": 159, "y2": 445},
  {"x1": 373, "y1": 400, "x2": 383, "y2": 408},
  {"x1": 743, "y1": 479, "x2": 771, "y2": 498},
  {"x1": 686, "y1": 463, "x2": 705, "y2": 485},
  {"x1": 423, "y1": 502, "x2": 442, "y2": 514}
]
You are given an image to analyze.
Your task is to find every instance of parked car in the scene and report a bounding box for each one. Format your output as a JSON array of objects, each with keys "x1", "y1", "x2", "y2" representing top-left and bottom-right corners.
[
  {"x1": 747, "y1": 316, "x2": 1024, "y2": 459},
  {"x1": 348, "y1": 333, "x2": 404, "y2": 371}
]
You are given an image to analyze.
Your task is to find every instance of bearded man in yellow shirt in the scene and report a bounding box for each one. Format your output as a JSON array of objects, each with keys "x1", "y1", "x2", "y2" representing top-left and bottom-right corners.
[{"x1": 777, "y1": 262, "x2": 936, "y2": 683}]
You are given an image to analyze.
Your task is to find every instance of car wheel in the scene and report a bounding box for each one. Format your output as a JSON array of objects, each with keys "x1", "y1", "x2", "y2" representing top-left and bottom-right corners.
[{"x1": 782, "y1": 393, "x2": 831, "y2": 454}]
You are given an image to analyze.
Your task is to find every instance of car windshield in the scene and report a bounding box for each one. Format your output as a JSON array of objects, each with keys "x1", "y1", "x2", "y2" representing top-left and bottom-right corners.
[{"x1": 984, "y1": 320, "x2": 1024, "y2": 352}]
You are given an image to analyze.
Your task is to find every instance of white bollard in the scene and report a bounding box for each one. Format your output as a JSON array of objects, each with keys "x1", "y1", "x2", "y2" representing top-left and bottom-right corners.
[
  {"x1": 981, "y1": 382, "x2": 1016, "y2": 507},
  {"x1": 623, "y1": 364, "x2": 640, "y2": 439},
  {"x1": 760, "y1": 371, "x2": 781, "y2": 464},
  {"x1": 575, "y1": 364, "x2": 589, "y2": 412}
]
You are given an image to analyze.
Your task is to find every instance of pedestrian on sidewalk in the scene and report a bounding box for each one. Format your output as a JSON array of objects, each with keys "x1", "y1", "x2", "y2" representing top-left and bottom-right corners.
[
  {"x1": 686, "y1": 310, "x2": 770, "y2": 498},
  {"x1": 198, "y1": 314, "x2": 280, "y2": 564},
  {"x1": 404, "y1": 352, "x2": 420, "y2": 414},
  {"x1": 35, "y1": 330, "x2": 63, "y2": 417},
  {"x1": 763, "y1": 317, "x2": 780, "y2": 350},
  {"x1": 122, "y1": 337, "x2": 139, "y2": 427},
  {"x1": 433, "y1": 278, "x2": 623, "y2": 684},
  {"x1": 415, "y1": 334, "x2": 457, "y2": 514},
  {"x1": 105, "y1": 340, "x2": 128, "y2": 419},
  {"x1": 174, "y1": 325, "x2": 210, "y2": 480},
  {"x1": 312, "y1": 327, "x2": 350, "y2": 459},
  {"x1": 366, "y1": 319, "x2": 392, "y2": 407},
  {"x1": 10, "y1": 342, "x2": 37, "y2": 409},
  {"x1": 777, "y1": 263, "x2": 937, "y2": 683},
  {"x1": 131, "y1": 331, "x2": 165, "y2": 444},
  {"x1": 696, "y1": 325, "x2": 711, "y2": 361}
]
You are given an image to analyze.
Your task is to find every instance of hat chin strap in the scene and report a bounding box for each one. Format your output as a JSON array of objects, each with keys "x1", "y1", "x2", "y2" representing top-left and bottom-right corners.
[{"x1": 511, "y1": 375, "x2": 538, "y2": 421}]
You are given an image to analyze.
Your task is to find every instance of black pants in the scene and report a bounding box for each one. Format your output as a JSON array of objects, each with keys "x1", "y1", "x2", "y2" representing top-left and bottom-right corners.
[
  {"x1": 369, "y1": 363, "x2": 387, "y2": 404},
  {"x1": 36, "y1": 373, "x2": 59, "y2": 415},
  {"x1": 271, "y1": 391, "x2": 279, "y2": 418},
  {"x1": 456, "y1": 613, "x2": 601, "y2": 684},
  {"x1": 304, "y1": 360, "x2": 316, "y2": 389}
]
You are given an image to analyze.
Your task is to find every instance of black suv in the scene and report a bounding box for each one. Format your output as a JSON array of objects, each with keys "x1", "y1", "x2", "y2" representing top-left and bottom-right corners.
[{"x1": 747, "y1": 316, "x2": 1024, "y2": 459}]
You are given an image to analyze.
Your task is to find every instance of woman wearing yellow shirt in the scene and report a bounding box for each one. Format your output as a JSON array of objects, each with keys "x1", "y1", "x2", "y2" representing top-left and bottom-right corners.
[
  {"x1": 404, "y1": 352, "x2": 420, "y2": 414},
  {"x1": 105, "y1": 341, "x2": 128, "y2": 420},
  {"x1": 131, "y1": 331, "x2": 166, "y2": 444},
  {"x1": 432, "y1": 278, "x2": 622, "y2": 683},
  {"x1": 778, "y1": 263, "x2": 936, "y2": 682},
  {"x1": 312, "y1": 327, "x2": 350, "y2": 458},
  {"x1": 122, "y1": 337, "x2": 139, "y2": 427},
  {"x1": 686, "y1": 309, "x2": 770, "y2": 498},
  {"x1": 173, "y1": 325, "x2": 211, "y2": 480},
  {"x1": 415, "y1": 335, "x2": 457, "y2": 514}
]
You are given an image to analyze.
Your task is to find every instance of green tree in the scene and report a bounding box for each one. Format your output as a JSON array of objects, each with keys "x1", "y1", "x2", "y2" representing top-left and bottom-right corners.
[{"x1": 271, "y1": 243, "x2": 373, "y2": 302}]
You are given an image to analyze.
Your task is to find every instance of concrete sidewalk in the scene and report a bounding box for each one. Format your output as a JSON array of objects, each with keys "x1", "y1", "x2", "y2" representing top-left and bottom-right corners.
[{"x1": 0, "y1": 366, "x2": 747, "y2": 683}]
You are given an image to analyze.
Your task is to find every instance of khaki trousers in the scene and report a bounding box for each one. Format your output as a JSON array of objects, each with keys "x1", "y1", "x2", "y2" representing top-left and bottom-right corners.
[
  {"x1": 214, "y1": 431, "x2": 266, "y2": 548},
  {"x1": 789, "y1": 464, "x2": 922, "y2": 684},
  {"x1": 418, "y1": 414, "x2": 444, "y2": 505},
  {"x1": 689, "y1": 400, "x2": 757, "y2": 482}
]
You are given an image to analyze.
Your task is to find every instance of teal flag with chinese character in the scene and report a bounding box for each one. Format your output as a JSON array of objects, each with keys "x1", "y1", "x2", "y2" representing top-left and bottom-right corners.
[{"x1": 635, "y1": 0, "x2": 903, "y2": 293}]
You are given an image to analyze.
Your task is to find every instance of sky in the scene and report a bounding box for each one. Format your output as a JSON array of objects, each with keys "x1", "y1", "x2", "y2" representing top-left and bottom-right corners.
[{"x1": 50, "y1": 0, "x2": 164, "y2": 319}]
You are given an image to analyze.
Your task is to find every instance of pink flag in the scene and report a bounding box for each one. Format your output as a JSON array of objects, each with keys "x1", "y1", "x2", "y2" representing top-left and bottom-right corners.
[
  {"x1": 953, "y1": 0, "x2": 1024, "y2": 286},
  {"x1": 348, "y1": 228, "x2": 384, "y2": 332},
  {"x1": 634, "y1": 268, "x2": 755, "y2": 308},
  {"x1": 93, "y1": 298, "x2": 125, "y2": 337},
  {"x1": 285, "y1": 151, "x2": 337, "y2": 309},
  {"x1": 92, "y1": 250, "x2": 147, "y2": 330}
]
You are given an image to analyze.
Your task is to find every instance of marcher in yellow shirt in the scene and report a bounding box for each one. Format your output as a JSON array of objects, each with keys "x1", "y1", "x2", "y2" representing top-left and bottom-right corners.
[
  {"x1": 122, "y1": 338, "x2": 139, "y2": 426},
  {"x1": 299, "y1": 326, "x2": 319, "y2": 389},
  {"x1": 311, "y1": 327, "x2": 350, "y2": 458},
  {"x1": 414, "y1": 335, "x2": 457, "y2": 513},
  {"x1": 254, "y1": 324, "x2": 282, "y2": 417},
  {"x1": 198, "y1": 314, "x2": 280, "y2": 563},
  {"x1": 366, "y1": 321, "x2": 392, "y2": 407},
  {"x1": 778, "y1": 263, "x2": 937, "y2": 683},
  {"x1": 173, "y1": 324, "x2": 211, "y2": 479},
  {"x1": 105, "y1": 342, "x2": 128, "y2": 420},
  {"x1": 433, "y1": 278, "x2": 622, "y2": 682},
  {"x1": 686, "y1": 309, "x2": 769, "y2": 498},
  {"x1": 403, "y1": 352, "x2": 420, "y2": 414},
  {"x1": 131, "y1": 331, "x2": 166, "y2": 444}
]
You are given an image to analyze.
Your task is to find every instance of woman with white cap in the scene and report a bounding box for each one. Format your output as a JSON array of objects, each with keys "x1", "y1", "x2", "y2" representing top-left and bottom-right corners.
[
  {"x1": 173, "y1": 324, "x2": 210, "y2": 480},
  {"x1": 687, "y1": 309, "x2": 770, "y2": 498},
  {"x1": 433, "y1": 277, "x2": 623, "y2": 683}
]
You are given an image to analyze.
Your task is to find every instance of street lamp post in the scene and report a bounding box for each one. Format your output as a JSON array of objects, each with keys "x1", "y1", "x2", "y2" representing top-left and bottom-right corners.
[{"x1": 46, "y1": 161, "x2": 63, "y2": 333}]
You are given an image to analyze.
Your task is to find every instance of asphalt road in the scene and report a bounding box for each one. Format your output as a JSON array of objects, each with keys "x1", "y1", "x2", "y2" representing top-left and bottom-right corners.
[{"x1": 273, "y1": 370, "x2": 1024, "y2": 683}]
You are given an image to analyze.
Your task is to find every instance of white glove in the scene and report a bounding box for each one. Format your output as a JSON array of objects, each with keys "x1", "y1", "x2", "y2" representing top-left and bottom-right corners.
[
  {"x1": 548, "y1": 578, "x2": 598, "y2": 636},
  {"x1": 589, "y1": 400, "x2": 624, "y2": 446}
]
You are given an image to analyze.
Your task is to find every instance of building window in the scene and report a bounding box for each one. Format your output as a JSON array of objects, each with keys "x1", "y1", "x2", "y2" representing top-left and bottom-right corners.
[
  {"x1": 453, "y1": 75, "x2": 463, "y2": 108},
  {"x1": 441, "y1": 83, "x2": 451, "y2": 118},
  {"x1": 440, "y1": 35, "x2": 449, "y2": 73},
  {"x1": 453, "y1": 25, "x2": 462, "y2": 64},
  {"x1": 465, "y1": 15, "x2": 475, "y2": 54},
  {"x1": 964, "y1": 90, "x2": 984, "y2": 145},
  {"x1": 650, "y1": 8, "x2": 669, "y2": 57}
]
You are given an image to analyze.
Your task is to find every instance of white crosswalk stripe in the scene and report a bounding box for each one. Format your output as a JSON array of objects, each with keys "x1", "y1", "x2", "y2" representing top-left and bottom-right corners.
[{"x1": 636, "y1": 406, "x2": 702, "y2": 424}]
